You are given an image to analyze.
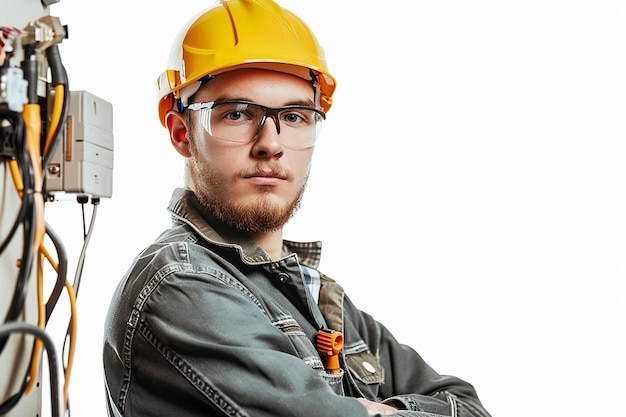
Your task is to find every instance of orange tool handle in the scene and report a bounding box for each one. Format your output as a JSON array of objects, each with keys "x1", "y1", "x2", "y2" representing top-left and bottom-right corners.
[{"x1": 316, "y1": 329, "x2": 344, "y2": 374}]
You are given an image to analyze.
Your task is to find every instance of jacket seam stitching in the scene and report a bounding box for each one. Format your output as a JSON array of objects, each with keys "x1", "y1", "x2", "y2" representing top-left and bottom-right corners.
[
  {"x1": 138, "y1": 320, "x2": 246, "y2": 417},
  {"x1": 117, "y1": 263, "x2": 194, "y2": 412}
]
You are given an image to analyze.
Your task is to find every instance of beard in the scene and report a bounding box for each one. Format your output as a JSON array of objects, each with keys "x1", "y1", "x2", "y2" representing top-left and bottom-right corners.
[{"x1": 187, "y1": 143, "x2": 308, "y2": 234}]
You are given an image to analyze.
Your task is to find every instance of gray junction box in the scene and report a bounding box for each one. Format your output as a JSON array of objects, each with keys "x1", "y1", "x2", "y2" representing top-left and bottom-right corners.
[{"x1": 46, "y1": 90, "x2": 114, "y2": 199}]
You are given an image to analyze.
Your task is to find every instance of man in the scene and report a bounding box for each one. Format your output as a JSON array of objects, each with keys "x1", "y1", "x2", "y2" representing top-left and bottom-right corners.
[{"x1": 103, "y1": 1, "x2": 493, "y2": 416}]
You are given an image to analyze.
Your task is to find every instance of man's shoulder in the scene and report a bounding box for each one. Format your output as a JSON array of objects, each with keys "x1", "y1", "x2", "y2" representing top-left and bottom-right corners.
[{"x1": 132, "y1": 227, "x2": 219, "y2": 272}]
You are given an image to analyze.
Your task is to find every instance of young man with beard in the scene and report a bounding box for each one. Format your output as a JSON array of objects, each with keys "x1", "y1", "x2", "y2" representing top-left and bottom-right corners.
[{"x1": 103, "y1": 1, "x2": 493, "y2": 416}]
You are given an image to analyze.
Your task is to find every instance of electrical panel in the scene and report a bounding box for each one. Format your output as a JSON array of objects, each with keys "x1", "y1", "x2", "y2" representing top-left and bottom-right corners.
[
  {"x1": 46, "y1": 90, "x2": 114, "y2": 199},
  {"x1": 1, "y1": 1, "x2": 114, "y2": 416}
]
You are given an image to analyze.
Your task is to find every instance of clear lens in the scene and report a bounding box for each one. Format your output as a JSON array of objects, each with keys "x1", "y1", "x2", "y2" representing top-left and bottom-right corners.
[{"x1": 190, "y1": 101, "x2": 324, "y2": 149}]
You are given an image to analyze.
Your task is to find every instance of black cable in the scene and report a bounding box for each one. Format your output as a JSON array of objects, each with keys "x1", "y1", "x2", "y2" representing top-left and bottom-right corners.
[
  {"x1": 0, "y1": 191, "x2": 34, "y2": 352},
  {"x1": 1, "y1": 50, "x2": 12, "y2": 69},
  {"x1": 44, "y1": 222, "x2": 69, "y2": 322},
  {"x1": 0, "y1": 185, "x2": 28, "y2": 255},
  {"x1": 78, "y1": 195, "x2": 88, "y2": 237},
  {"x1": 0, "y1": 375, "x2": 28, "y2": 414},
  {"x1": 0, "y1": 111, "x2": 27, "y2": 256},
  {"x1": 0, "y1": 322, "x2": 63, "y2": 417},
  {"x1": 0, "y1": 338, "x2": 36, "y2": 414},
  {"x1": 20, "y1": 44, "x2": 38, "y2": 104},
  {"x1": 42, "y1": 44, "x2": 70, "y2": 171},
  {"x1": 0, "y1": 110, "x2": 36, "y2": 355},
  {"x1": 73, "y1": 196, "x2": 98, "y2": 296}
]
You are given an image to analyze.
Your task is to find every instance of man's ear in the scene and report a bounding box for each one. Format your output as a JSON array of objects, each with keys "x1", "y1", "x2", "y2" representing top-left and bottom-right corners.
[{"x1": 165, "y1": 110, "x2": 191, "y2": 157}]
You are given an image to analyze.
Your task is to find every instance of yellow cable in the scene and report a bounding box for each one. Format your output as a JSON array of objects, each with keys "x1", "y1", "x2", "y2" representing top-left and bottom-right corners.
[
  {"x1": 62, "y1": 280, "x2": 77, "y2": 410},
  {"x1": 21, "y1": 104, "x2": 50, "y2": 397},
  {"x1": 39, "y1": 243, "x2": 59, "y2": 272},
  {"x1": 24, "y1": 250, "x2": 46, "y2": 395},
  {"x1": 23, "y1": 244, "x2": 77, "y2": 412},
  {"x1": 18, "y1": 84, "x2": 76, "y2": 412},
  {"x1": 10, "y1": 75, "x2": 74, "y2": 410},
  {"x1": 43, "y1": 85, "x2": 65, "y2": 158},
  {"x1": 8, "y1": 83, "x2": 62, "y2": 195},
  {"x1": 8, "y1": 160, "x2": 23, "y2": 196},
  {"x1": 22, "y1": 103, "x2": 45, "y2": 250},
  {"x1": 37, "y1": 241, "x2": 78, "y2": 410}
]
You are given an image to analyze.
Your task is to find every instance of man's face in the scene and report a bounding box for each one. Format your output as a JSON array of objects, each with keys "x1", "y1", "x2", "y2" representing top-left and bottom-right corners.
[{"x1": 184, "y1": 69, "x2": 318, "y2": 233}]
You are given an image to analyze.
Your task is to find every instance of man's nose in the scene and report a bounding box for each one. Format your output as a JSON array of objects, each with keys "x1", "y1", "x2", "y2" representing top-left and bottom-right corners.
[{"x1": 252, "y1": 116, "x2": 284, "y2": 158}]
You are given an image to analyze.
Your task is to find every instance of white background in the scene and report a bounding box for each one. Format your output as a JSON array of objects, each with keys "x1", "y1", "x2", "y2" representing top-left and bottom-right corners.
[{"x1": 36, "y1": 0, "x2": 625, "y2": 416}]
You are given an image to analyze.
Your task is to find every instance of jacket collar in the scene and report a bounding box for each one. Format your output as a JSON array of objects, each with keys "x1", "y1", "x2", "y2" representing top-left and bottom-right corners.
[{"x1": 167, "y1": 188, "x2": 322, "y2": 269}]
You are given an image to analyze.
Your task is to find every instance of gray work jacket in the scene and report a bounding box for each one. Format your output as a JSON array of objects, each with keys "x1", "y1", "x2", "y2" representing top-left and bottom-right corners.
[{"x1": 103, "y1": 188, "x2": 492, "y2": 417}]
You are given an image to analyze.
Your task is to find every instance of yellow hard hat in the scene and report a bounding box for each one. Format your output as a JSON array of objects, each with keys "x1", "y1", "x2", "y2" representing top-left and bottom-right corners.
[{"x1": 156, "y1": 0, "x2": 337, "y2": 127}]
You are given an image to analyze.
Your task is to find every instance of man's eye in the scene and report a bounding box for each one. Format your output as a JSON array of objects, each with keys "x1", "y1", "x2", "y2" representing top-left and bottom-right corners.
[
  {"x1": 225, "y1": 111, "x2": 245, "y2": 121},
  {"x1": 283, "y1": 113, "x2": 304, "y2": 123}
]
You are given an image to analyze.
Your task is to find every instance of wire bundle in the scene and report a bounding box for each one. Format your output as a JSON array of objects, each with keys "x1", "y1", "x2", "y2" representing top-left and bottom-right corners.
[{"x1": 0, "y1": 18, "x2": 100, "y2": 417}]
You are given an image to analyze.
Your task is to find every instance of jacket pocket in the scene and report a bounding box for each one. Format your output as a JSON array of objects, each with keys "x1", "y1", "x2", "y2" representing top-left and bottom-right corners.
[
  {"x1": 319, "y1": 369, "x2": 346, "y2": 396},
  {"x1": 344, "y1": 343, "x2": 384, "y2": 385}
]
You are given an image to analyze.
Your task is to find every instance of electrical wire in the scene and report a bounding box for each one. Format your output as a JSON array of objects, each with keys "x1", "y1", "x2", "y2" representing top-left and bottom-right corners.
[
  {"x1": 5, "y1": 35, "x2": 62, "y2": 403},
  {"x1": 37, "y1": 42, "x2": 71, "y2": 322},
  {"x1": 0, "y1": 113, "x2": 27, "y2": 257},
  {"x1": 72, "y1": 197, "x2": 99, "y2": 296},
  {"x1": 0, "y1": 110, "x2": 35, "y2": 355},
  {"x1": 27, "y1": 200, "x2": 97, "y2": 410},
  {"x1": 42, "y1": 84, "x2": 64, "y2": 158},
  {"x1": 21, "y1": 221, "x2": 78, "y2": 412},
  {"x1": 61, "y1": 279, "x2": 77, "y2": 408},
  {"x1": 1, "y1": 16, "x2": 93, "y2": 417},
  {"x1": 22, "y1": 224, "x2": 77, "y2": 412},
  {"x1": 13, "y1": 101, "x2": 46, "y2": 394},
  {"x1": 0, "y1": 26, "x2": 20, "y2": 70},
  {"x1": 0, "y1": 65, "x2": 37, "y2": 415},
  {"x1": 21, "y1": 249, "x2": 47, "y2": 397},
  {"x1": 1, "y1": 18, "x2": 102, "y2": 417},
  {"x1": 60, "y1": 198, "x2": 100, "y2": 410},
  {"x1": 44, "y1": 222, "x2": 68, "y2": 322},
  {"x1": 0, "y1": 322, "x2": 63, "y2": 417},
  {"x1": 42, "y1": 44, "x2": 69, "y2": 171},
  {"x1": 0, "y1": 102, "x2": 47, "y2": 328},
  {"x1": 0, "y1": 377, "x2": 28, "y2": 414},
  {"x1": 22, "y1": 103, "x2": 45, "y2": 250}
]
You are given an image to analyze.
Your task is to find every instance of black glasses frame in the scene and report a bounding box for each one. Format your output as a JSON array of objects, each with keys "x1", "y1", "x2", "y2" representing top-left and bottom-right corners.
[{"x1": 186, "y1": 100, "x2": 326, "y2": 137}]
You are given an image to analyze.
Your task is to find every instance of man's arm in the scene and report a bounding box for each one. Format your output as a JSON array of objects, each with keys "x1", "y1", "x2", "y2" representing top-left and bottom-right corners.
[{"x1": 342, "y1": 295, "x2": 492, "y2": 417}]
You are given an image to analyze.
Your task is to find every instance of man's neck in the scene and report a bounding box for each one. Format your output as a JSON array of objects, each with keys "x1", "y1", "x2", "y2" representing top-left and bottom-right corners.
[{"x1": 248, "y1": 228, "x2": 284, "y2": 260}]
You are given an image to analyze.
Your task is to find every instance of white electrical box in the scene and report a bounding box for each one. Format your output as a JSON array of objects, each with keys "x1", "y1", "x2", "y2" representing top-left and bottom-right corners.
[{"x1": 46, "y1": 90, "x2": 114, "y2": 199}]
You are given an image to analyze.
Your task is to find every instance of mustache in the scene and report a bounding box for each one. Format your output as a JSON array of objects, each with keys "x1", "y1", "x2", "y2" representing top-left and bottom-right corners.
[{"x1": 238, "y1": 163, "x2": 294, "y2": 181}]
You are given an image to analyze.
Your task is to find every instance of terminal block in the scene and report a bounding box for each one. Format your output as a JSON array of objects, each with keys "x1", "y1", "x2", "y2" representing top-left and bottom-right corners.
[{"x1": 46, "y1": 90, "x2": 113, "y2": 199}]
